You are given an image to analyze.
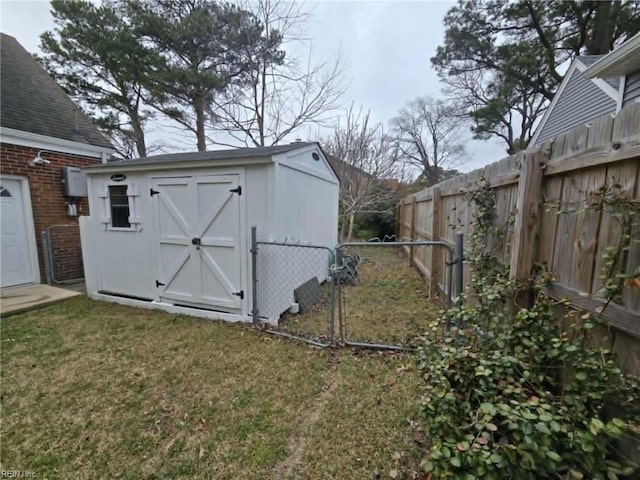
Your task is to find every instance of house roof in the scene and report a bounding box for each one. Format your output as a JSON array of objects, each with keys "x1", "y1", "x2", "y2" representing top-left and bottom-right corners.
[
  {"x1": 0, "y1": 33, "x2": 112, "y2": 149},
  {"x1": 584, "y1": 32, "x2": 640, "y2": 78},
  {"x1": 86, "y1": 142, "x2": 320, "y2": 169}
]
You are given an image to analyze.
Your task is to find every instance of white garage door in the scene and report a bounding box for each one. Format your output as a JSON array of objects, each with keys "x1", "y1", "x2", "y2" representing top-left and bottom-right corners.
[
  {"x1": 152, "y1": 174, "x2": 243, "y2": 310},
  {"x1": 1, "y1": 177, "x2": 37, "y2": 287}
]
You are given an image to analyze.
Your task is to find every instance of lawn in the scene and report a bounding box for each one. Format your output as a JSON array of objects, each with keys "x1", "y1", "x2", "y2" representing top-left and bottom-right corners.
[
  {"x1": 1, "y1": 297, "x2": 428, "y2": 479},
  {"x1": 279, "y1": 246, "x2": 440, "y2": 347}
]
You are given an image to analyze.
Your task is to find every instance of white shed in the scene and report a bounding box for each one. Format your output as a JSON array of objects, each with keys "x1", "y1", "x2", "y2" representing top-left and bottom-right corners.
[{"x1": 80, "y1": 142, "x2": 339, "y2": 323}]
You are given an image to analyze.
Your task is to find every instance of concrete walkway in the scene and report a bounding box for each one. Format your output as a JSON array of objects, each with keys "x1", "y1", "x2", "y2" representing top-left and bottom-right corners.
[{"x1": 0, "y1": 284, "x2": 81, "y2": 317}]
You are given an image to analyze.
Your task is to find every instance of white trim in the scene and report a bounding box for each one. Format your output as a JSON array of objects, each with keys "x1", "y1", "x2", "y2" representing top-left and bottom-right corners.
[
  {"x1": 583, "y1": 32, "x2": 640, "y2": 78},
  {"x1": 88, "y1": 292, "x2": 253, "y2": 323},
  {"x1": 617, "y1": 75, "x2": 627, "y2": 113},
  {"x1": 83, "y1": 157, "x2": 272, "y2": 174},
  {"x1": 0, "y1": 127, "x2": 115, "y2": 159},
  {"x1": 0, "y1": 175, "x2": 41, "y2": 286},
  {"x1": 575, "y1": 60, "x2": 619, "y2": 101}
]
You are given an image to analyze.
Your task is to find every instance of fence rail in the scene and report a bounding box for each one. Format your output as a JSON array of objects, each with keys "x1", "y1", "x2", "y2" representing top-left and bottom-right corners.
[{"x1": 398, "y1": 102, "x2": 640, "y2": 375}]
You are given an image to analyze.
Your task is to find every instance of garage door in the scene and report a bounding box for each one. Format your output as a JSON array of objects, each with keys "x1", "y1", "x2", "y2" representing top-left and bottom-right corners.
[
  {"x1": 1, "y1": 177, "x2": 37, "y2": 287},
  {"x1": 152, "y1": 174, "x2": 243, "y2": 310}
]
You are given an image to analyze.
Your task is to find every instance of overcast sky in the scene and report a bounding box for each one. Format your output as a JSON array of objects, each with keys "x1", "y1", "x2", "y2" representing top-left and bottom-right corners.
[{"x1": 0, "y1": 0, "x2": 506, "y2": 171}]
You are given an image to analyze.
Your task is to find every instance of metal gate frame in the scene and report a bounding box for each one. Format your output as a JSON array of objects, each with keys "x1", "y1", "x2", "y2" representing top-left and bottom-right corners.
[
  {"x1": 335, "y1": 235, "x2": 463, "y2": 351},
  {"x1": 41, "y1": 224, "x2": 84, "y2": 285},
  {"x1": 250, "y1": 226, "x2": 335, "y2": 347},
  {"x1": 250, "y1": 225, "x2": 464, "y2": 351}
]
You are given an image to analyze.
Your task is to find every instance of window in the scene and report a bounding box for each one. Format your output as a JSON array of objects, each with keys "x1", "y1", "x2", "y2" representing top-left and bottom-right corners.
[
  {"x1": 109, "y1": 185, "x2": 130, "y2": 228},
  {"x1": 0, "y1": 186, "x2": 11, "y2": 197}
]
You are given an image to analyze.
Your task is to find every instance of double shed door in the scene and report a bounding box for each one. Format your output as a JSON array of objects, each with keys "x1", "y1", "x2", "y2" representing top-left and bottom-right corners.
[{"x1": 151, "y1": 173, "x2": 244, "y2": 311}]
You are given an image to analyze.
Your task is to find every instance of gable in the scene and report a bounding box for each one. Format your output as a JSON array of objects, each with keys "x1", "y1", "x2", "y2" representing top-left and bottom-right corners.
[
  {"x1": 274, "y1": 145, "x2": 338, "y2": 184},
  {"x1": 533, "y1": 66, "x2": 616, "y2": 145}
]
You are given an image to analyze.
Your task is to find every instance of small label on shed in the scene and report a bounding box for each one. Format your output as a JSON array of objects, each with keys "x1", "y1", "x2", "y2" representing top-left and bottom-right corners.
[{"x1": 110, "y1": 174, "x2": 127, "y2": 182}]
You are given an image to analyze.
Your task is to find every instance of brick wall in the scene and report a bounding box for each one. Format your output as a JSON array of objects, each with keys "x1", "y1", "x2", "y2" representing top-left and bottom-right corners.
[{"x1": 0, "y1": 143, "x2": 100, "y2": 282}]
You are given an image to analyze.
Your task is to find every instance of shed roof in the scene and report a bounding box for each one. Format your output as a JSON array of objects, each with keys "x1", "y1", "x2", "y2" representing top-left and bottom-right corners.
[
  {"x1": 0, "y1": 33, "x2": 112, "y2": 149},
  {"x1": 86, "y1": 142, "x2": 321, "y2": 170}
]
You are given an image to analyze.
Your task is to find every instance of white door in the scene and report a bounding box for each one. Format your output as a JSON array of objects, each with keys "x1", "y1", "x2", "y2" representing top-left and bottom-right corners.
[
  {"x1": 152, "y1": 174, "x2": 243, "y2": 310},
  {"x1": 1, "y1": 178, "x2": 37, "y2": 287}
]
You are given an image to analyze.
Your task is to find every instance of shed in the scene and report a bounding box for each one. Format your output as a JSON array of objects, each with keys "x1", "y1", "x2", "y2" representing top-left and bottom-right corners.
[{"x1": 80, "y1": 142, "x2": 339, "y2": 323}]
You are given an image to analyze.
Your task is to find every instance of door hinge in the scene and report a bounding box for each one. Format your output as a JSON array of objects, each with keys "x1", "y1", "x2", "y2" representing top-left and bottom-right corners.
[
  {"x1": 156, "y1": 280, "x2": 165, "y2": 287},
  {"x1": 150, "y1": 188, "x2": 160, "y2": 196},
  {"x1": 230, "y1": 186, "x2": 242, "y2": 195},
  {"x1": 233, "y1": 290, "x2": 244, "y2": 300}
]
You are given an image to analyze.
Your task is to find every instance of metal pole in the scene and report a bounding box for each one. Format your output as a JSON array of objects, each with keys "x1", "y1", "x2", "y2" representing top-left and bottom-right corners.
[
  {"x1": 455, "y1": 231, "x2": 464, "y2": 304},
  {"x1": 41, "y1": 231, "x2": 53, "y2": 285},
  {"x1": 328, "y1": 249, "x2": 335, "y2": 345},
  {"x1": 251, "y1": 226, "x2": 259, "y2": 327}
]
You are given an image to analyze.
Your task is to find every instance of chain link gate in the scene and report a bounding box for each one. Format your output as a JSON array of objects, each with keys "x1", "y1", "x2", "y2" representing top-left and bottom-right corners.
[
  {"x1": 335, "y1": 237, "x2": 462, "y2": 351},
  {"x1": 251, "y1": 225, "x2": 464, "y2": 351},
  {"x1": 251, "y1": 227, "x2": 336, "y2": 347}
]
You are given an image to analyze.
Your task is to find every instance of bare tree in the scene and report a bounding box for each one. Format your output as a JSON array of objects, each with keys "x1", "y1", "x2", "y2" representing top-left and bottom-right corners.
[
  {"x1": 210, "y1": 0, "x2": 346, "y2": 147},
  {"x1": 324, "y1": 105, "x2": 406, "y2": 241},
  {"x1": 442, "y1": 68, "x2": 547, "y2": 154},
  {"x1": 391, "y1": 96, "x2": 468, "y2": 186}
]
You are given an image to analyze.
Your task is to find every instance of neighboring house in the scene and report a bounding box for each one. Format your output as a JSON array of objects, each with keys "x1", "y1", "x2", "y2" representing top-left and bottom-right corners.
[
  {"x1": 0, "y1": 33, "x2": 114, "y2": 288},
  {"x1": 530, "y1": 32, "x2": 640, "y2": 147}
]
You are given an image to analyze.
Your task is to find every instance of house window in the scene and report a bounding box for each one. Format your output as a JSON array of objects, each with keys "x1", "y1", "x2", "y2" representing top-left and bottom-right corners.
[
  {"x1": 0, "y1": 186, "x2": 11, "y2": 197},
  {"x1": 109, "y1": 185, "x2": 130, "y2": 228}
]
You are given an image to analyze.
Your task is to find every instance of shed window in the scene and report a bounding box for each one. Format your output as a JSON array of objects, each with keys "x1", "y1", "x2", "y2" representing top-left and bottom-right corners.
[{"x1": 109, "y1": 185, "x2": 131, "y2": 228}]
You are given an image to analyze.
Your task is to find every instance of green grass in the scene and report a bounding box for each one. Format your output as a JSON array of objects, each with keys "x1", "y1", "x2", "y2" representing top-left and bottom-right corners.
[
  {"x1": 1, "y1": 296, "x2": 429, "y2": 479},
  {"x1": 279, "y1": 246, "x2": 440, "y2": 346}
]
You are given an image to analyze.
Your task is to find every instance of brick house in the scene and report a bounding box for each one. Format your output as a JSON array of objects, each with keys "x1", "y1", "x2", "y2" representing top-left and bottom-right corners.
[{"x1": 0, "y1": 33, "x2": 114, "y2": 288}]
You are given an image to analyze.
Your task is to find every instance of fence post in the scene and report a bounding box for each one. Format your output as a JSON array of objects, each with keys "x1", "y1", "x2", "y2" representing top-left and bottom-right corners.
[
  {"x1": 396, "y1": 202, "x2": 402, "y2": 239},
  {"x1": 430, "y1": 187, "x2": 442, "y2": 298},
  {"x1": 41, "y1": 231, "x2": 53, "y2": 285},
  {"x1": 251, "y1": 226, "x2": 259, "y2": 326},
  {"x1": 509, "y1": 152, "x2": 544, "y2": 282},
  {"x1": 409, "y1": 196, "x2": 417, "y2": 266},
  {"x1": 455, "y1": 231, "x2": 464, "y2": 303}
]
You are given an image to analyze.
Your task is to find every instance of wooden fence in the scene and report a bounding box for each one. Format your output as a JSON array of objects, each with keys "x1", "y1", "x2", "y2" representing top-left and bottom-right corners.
[{"x1": 398, "y1": 102, "x2": 640, "y2": 375}]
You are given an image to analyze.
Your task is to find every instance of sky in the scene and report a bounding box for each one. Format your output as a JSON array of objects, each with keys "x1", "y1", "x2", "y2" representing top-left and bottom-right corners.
[{"x1": 0, "y1": 0, "x2": 507, "y2": 171}]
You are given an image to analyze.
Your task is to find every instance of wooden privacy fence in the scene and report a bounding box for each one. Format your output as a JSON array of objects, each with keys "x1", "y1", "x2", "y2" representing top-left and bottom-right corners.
[{"x1": 398, "y1": 102, "x2": 640, "y2": 375}]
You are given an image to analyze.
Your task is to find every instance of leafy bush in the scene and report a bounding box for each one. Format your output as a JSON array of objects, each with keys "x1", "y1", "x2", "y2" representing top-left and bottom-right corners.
[{"x1": 418, "y1": 294, "x2": 639, "y2": 479}]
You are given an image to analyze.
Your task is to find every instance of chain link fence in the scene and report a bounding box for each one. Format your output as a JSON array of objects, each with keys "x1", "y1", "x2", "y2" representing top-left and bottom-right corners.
[
  {"x1": 251, "y1": 225, "x2": 464, "y2": 351},
  {"x1": 41, "y1": 223, "x2": 84, "y2": 284},
  {"x1": 251, "y1": 227, "x2": 335, "y2": 347}
]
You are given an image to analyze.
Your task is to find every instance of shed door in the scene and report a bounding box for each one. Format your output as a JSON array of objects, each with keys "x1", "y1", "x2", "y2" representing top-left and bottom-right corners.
[{"x1": 152, "y1": 174, "x2": 242, "y2": 310}]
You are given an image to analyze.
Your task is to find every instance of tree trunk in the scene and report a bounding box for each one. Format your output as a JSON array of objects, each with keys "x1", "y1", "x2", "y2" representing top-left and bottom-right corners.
[
  {"x1": 131, "y1": 114, "x2": 147, "y2": 158},
  {"x1": 195, "y1": 95, "x2": 206, "y2": 152},
  {"x1": 347, "y1": 213, "x2": 355, "y2": 241},
  {"x1": 587, "y1": 0, "x2": 616, "y2": 54},
  {"x1": 340, "y1": 215, "x2": 349, "y2": 242}
]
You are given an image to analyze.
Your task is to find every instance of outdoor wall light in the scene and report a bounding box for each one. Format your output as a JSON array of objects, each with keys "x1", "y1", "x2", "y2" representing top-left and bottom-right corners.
[{"x1": 28, "y1": 151, "x2": 52, "y2": 167}]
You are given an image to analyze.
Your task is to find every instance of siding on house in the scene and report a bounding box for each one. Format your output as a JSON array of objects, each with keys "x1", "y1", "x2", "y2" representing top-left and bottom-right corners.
[
  {"x1": 623, "y1": 69, "x2": 640, "y2": 107},
  {"x1": 535, "y1": 68, "x2": 616, "y2": 144}
]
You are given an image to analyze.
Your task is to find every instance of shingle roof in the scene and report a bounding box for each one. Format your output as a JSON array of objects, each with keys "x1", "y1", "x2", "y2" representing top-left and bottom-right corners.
[
  {"x1": 577, "y1": 55, "x2": 620, "y2": 91},
  {"x1": 0, "y1": 33, "x2": 112, "y2": 149},
  {"x1": 92, "y1": 142, "x2": 319, "y2": 168}
]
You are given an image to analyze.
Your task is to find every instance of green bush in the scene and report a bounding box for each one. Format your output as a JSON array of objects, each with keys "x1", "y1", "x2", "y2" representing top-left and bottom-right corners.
[{"x1": 417, "y1": 293, "x2": 639, "y2": 479}]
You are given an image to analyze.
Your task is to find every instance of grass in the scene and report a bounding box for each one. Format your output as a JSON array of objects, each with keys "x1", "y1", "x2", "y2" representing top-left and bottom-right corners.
[
  {"x1": 279, "y1": 246, "x2": 440, "y2": 346},
  {"x1": 1, "y1": 295, "x2": 430, "y2": 479}
]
